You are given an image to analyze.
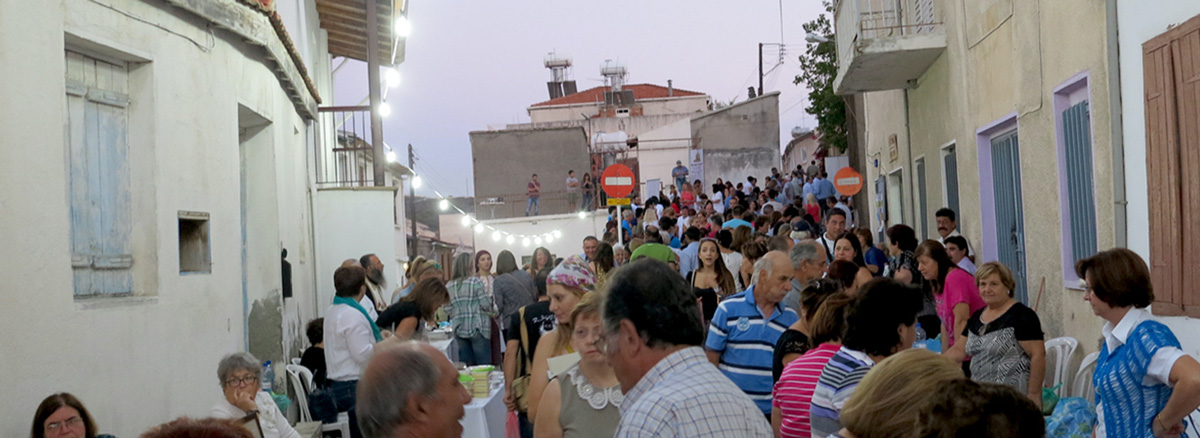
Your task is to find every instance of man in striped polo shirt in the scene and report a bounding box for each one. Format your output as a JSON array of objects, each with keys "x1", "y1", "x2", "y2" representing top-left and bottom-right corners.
[{"x1": 706, "y1": 251, "x2": 799, "y2": 417}]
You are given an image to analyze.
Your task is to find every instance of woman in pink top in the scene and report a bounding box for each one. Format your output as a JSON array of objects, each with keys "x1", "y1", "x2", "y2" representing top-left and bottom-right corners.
[
  {"x1": 915, "y1": 240, "x2": 986, "y2": 353},
  {"x1": 772, "y1": 292, "x2": 854, "y2": 438}
]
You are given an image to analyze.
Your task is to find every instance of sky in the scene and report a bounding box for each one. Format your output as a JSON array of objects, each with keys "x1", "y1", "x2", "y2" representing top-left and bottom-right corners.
[{"x1": 333, "y1": 1, "x2": 826, "y2": 197}]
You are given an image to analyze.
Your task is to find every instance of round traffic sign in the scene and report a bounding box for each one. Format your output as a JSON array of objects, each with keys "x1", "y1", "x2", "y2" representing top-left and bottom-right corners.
[
  {"x1": 601, "y1": 164, "x2": 636, "y2": 198},
  {"x1": 834, "y1": 167, "x2": 864, "y2": 196}
]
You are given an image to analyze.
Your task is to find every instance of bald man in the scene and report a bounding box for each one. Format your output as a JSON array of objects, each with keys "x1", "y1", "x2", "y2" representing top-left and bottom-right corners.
[
  {"x1": 357, "y1": 342, "x2": 471, "y2": 438},
  {"x1": 705, "y1": 251, "x2": 800, "y2": 416}
]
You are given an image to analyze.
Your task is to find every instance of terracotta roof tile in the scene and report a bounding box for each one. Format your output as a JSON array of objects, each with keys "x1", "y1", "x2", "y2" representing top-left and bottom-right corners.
[{"x1": 530, "y1": 83, "x2": 705, "y2": 107}]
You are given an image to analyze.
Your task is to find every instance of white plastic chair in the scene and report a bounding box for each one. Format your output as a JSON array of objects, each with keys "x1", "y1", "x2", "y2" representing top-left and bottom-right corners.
[
  {"x1": 1045, "y1": 337, "x2": 1079, "y2": 395},
  {"x1": 291, "y1": 357, "x2": 301, "y2": 366},
  {"x1": 286, "y1": 364, "x2": 350, "y2": 438},
  {"x1": 1071, "y1": 351, "x2": 1099, "y2": 401}
]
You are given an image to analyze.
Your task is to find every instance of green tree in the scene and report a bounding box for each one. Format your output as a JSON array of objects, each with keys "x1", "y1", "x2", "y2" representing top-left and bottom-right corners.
[{"x1": 796, "y1": 1, "x2": 847, "y2": 153}]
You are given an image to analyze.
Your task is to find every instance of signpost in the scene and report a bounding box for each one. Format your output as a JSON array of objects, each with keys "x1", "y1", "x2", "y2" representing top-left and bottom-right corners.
[
  {"x1": 834, "y1": 167, "x2": 864, "y2": 196},
  {"x1": 601, "y1": 164, "x2": 636, "y2": 246}
]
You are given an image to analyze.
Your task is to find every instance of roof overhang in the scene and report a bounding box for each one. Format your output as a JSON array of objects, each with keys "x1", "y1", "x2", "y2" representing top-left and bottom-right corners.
[{"x1": 316, "y1": 0, "x2": 406, "y2": 65}]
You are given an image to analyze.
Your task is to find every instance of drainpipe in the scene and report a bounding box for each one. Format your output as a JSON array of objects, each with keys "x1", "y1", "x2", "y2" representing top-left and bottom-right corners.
[
  {"x1": 1105, "y1": 0, "x2": 1128, "y2": 247},
  {"x1": 904, "y1": 89, "x2": 916, "y2": 228}
]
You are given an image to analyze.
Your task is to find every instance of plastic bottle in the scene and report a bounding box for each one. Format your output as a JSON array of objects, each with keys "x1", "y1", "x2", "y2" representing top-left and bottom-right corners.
[
  {"x1": 262, "y1": 361, "x2": 274, "y2": 393},
  {"x1": 912, "y1": 323, "x2": 927, "y2": 350}
]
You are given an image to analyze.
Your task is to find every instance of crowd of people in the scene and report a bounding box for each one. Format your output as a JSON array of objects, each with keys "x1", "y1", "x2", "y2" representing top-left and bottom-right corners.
[{"x1": 27, "y1": 164, "x2": 1200, "y2": 438}]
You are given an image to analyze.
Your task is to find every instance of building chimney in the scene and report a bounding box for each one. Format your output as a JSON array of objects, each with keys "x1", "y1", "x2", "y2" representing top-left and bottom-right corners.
[{"x1": 668, "y1": 79, "x2": 673, "y2": 97}]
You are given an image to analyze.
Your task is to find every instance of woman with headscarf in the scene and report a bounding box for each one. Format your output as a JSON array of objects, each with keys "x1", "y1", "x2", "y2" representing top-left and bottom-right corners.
[
  {"x1": 526, "y1": 255, "x2": 596, "y2": 424},
  {"x1": 445, "y1": 252, "x2": 498, "y2": 366},
  {"x1": 533, "y1": 293, "x2": 622, "y2": 438}
]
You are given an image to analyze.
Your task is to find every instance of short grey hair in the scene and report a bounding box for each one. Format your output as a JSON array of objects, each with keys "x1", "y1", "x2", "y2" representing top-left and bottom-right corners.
[
  {"x1": 217, "y1": 352, "x2": 261, "y2": 386},
  {"x1": 753, "y1": 256, "x2": 775, "y2": 284},
  {"x1": 358, "y1": 343, "x2": 443, "y2": 438},
  {"x1": 789, "y1": 239, "x2": 822, "y2": 270}
]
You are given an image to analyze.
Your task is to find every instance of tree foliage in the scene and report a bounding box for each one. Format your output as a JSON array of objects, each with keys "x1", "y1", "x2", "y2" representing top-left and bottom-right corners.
[{"x1": 796, "y1": 1, "x2": 848, "y2": 154}]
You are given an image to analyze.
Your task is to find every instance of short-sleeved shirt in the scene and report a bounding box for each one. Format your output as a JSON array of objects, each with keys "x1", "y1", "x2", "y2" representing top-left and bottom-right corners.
[
  {"x1": 507, "y1": 300, "x2": 556, "y2": 362},
  {"x1": 375, "y1": 301, "x2": 422, "y2": 333},
  {"x1": 936, "y1": 269, "x2": 986, "y2": 347},
  {"x1": 528, "y1": 181, "x2": 541, "y2": 198},
  {"x1": 773, "y1": 343, "x2": 841, "y2": 438},
  {"x1": 566, "y1": 176, "x2": 579, "y2": 192},
  {"x1": 863, "y1": 246, "x2": 887, "y2": 277},
  {"x1": 963, "y1": 302, "x2": 1044, "y2": 394},
  {"x1": 706, "y1": 287, "x2": 800, "y2": 414},
  {"x1": 809, "y1": 347, "x2": 875, "y2": 438},
  {"x1": 772, "y1": 329, "x2": 810, "y2": 382}
]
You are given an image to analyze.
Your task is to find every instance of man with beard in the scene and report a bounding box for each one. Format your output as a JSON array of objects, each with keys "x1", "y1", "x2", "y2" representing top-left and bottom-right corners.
[{"x1": 360, "y1": 254, "x2": 389, "y2": 314}]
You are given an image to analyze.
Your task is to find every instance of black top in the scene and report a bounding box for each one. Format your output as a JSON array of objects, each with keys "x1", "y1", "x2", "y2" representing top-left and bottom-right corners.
[
  {"x1": 962, "y1": 302, "x2": 1044, "y2": 340},
  {"x1": 686, "y1": 272, "x2": 719, "y2": 325},
  {"x1": 507, "y1": 300, "x2": 557, "y2": 365},
  {"x1": 376, "y1": 301, "x2": 423, "y2": 333},
  {"x1": 300, "y1": 346, "x2": 327, "y2": 389},
  {"x1": 772, "y1": 329, "x2": 810, "y2": 382},
  {"x1": 962, "y1": 302, "x2": 1044, "y2": 393}
]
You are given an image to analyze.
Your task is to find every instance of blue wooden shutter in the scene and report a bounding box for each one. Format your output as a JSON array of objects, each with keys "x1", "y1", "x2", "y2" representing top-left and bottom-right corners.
[
  {"x1": 65, "y1": 51, "x2": 133, "y2": 297},
  {"x1": 990, "y1": 131, "x2": 1029, "y2": 302},
  {"x1": 944, "y1": 146, "x2": 960, "y2": 216},
  {"x1": 1062, "y1": 100, "x2": 1098, "y2": 264}
]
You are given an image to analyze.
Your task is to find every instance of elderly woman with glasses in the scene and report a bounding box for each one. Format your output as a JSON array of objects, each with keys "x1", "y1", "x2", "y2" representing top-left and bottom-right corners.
[{"x1": 211, "y1": 352, "x2": 301, "y2": 438}]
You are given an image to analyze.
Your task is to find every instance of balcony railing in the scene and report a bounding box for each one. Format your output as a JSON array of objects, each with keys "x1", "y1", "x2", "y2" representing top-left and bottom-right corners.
[
  {"x1": 315, "y1": 106, "x2": 383, "y2": 188},
  {"x1": 475, "y1": 189, "x2": 602, "y2": 220},
  {"x1": 834, "y1": 0, "x2": 946, "y2": 94}
]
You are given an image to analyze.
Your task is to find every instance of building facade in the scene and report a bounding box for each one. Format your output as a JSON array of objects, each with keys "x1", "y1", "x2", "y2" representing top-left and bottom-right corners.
[{"x1": 836, "y1": 0, "x2": 1119, "y2": 352}]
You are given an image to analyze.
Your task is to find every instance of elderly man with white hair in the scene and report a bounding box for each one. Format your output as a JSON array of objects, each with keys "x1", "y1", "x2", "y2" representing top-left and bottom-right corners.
[
  {"x1": 706, "y1": 251, "x2": 800, "y2": 418},
  {"x1": 357, "y1": 342, "x2": 472, "y2": 438}
]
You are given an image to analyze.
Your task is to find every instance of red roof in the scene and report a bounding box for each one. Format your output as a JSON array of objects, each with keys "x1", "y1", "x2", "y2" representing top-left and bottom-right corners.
[{"x1": 530, "y1": 83, "x2": 705, "y2": 107}]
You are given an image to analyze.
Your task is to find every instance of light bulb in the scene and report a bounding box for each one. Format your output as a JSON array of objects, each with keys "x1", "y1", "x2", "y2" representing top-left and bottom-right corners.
[
  {"x1": 378, "y1": 102, "x2": 392, "y2": 117},
  {"x1": 385, "y1": 68, "x2": 401, "y2": 88},
  {"x1": 552, "y1": 230, "x2": 562, "y2": 238},
  {"x1": 492, "y1": 231, "x2": 502, "y2": 242},
  {"x1": 545, "y1": 235, "x2": 554, "y2": 243},
  {"x1": 412, "y1": 175, "x2": 422, "y2": 188},
  {"x1": 474, "y1": 223, "x2": 485, "y2": 234},
  {"x1": 395, "y1": 16, "x2": 412, "y2": 38},
  {"x1": 461, "y1": 215, "x2": 471, "y2": 227},
  {"x1": 577, "y1": 211, "x2": 586, "y2": 219},
  {"x1": 522, "y1": 238, "x2": 531, "y2": 247},
  {"x1": 438, "y1": 199, "x2": 449, "y2": 211},
  {"x1": 506, "y1": 235, "x2": 515, "y2": 245},
  {"x1": 534, "y1": 237, "x2": 543, "y2": 245},
  {"x1": 386, "y1": 151, "x2": 397, "y2": 163}
]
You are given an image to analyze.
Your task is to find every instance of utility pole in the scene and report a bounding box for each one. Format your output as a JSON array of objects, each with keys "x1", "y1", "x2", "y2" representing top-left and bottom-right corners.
[
  {"x1": 408, "y1": 144, "x2": 418, "y2": 259},
  {"x1": 366, "y1": 0, "x2": 385, "y2": 187},
  {"x1": 758, "y1": 42, "x2": 764, "y2": 97}
]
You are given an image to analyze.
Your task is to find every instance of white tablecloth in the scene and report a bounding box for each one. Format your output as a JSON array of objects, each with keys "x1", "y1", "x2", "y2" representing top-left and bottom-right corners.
[
  {"x1": 430, "y1": 337, "x2": 458, "y2": 363},
  {"x1": 461, "y1": 385, "x2": 506, "y2": 438}
]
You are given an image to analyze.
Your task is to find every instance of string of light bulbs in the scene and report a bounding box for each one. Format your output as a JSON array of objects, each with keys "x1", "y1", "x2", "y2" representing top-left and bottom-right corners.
[{"x1": 408, "y1": 169, "x2": 595, "y2": 248}]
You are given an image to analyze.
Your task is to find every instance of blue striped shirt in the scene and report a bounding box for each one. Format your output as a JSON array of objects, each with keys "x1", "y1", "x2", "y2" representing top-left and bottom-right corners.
[
  {"x1": 705, "y1": 287, "x2": 799, "y2": 414},
  {"x1": 809, "y1": 347, "x2": 875, "y2": 438}
]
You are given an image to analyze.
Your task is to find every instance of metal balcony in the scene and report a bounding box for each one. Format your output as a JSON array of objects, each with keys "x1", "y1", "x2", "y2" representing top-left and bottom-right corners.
[{"x1": 833, "y1": 0, "x2": 947, "y2": 95}]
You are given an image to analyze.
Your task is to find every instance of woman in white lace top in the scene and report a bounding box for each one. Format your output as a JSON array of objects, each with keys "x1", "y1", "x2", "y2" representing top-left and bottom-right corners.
[{"x1": 533, "y1": 293, "x2": 622, "y2": 438}]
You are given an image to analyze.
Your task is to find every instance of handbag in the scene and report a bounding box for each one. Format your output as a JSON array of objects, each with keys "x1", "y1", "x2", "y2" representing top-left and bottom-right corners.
[{"x1": 509, "y1": 307, "x2": 534, "y2": 412}]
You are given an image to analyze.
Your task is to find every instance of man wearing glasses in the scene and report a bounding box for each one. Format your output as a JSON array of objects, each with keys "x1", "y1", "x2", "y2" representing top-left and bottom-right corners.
[{"x1": 601, "y1": 259, "x2": 771, "y2": 437}]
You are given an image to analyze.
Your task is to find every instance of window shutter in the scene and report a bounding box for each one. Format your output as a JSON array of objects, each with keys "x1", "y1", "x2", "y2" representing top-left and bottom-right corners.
[
  {"x1": 1171, "y1": 28, "x2": 1200, "y2": 317},
  {"x1": 1062, "y1": 100, "x2": 1098, "y2": 265},
  {"x1": 1143, "y1": 39, "x2": 1184, "y2": 315},
  {"x1": 944, "y1": 146, "x2": 960, "y2": 216},
  {"x1": 65, "y1": 51, "x2": 133, "y2": 297}
]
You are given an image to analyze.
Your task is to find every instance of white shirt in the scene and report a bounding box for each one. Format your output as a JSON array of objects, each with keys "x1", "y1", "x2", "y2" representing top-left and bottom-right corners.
[
  {"x1": 712, "y1": 192, "x2": 725, "y2": 213},
  {"x1": 324, "y1": 302, "x2": 376, "y2": 382},
  {"x1": 818, "y1": 234, "x2": 837, "y2": 262},
  {"x1": 956, "y1": 257, "x2": 977, "y2": 276},
  {"x1": 211, "y1": 391, "x2": 301, "y2": 438},
  {"x1": 359, "y1": 295, "x2": 379, "y2": 320},
  {"x1": 721, "y1": 252, "x2": 745, "y2": 291},
  {"x1": 1095, "y1": 307, "x2": 1186, "y2": 438},
  {"x1": 365, "y1": 280, "x2": 387, "y2": 313}
]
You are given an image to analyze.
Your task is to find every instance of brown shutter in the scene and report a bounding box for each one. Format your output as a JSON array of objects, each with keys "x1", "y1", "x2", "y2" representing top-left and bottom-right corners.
[
  {"x1": 1171, "y1": 25, "x2": 1200, "y2": 318},
  {"x1": 1143, "y1": 34, "x2": 1184, "y2": 316}
]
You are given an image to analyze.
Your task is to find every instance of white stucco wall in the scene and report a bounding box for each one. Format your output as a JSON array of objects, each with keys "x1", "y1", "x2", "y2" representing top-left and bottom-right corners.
[
  {"x1": 1117, "y1": 1, "x2": 1200, "y2": 356},
  {"x1": 0, "y1": 0, "x2": 324, "y2": 434},
  {"x1": 314, "y1": 188, "x2": 402, "y2": 306},
  {"x1": 476, "y1": 213, "x2": 610, "y2": 264},
  {"x1": 635, "y1": 118, "x2": 693, "y2": 198}
]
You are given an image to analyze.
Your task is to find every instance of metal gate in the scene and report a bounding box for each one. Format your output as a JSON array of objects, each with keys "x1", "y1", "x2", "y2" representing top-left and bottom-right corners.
[{"x1": 990, "y1": 131, "x2": 1029, "y2": 303}]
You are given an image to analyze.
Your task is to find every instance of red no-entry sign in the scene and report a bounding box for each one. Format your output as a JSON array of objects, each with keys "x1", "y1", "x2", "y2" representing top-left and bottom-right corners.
[{"x1": 601, "y1": 164, "x2": 636, "y2": 198}]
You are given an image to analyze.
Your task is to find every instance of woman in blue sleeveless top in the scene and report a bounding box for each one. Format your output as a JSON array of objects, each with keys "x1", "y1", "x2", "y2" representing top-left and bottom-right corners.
[{"x1": 1077, "y1": 248, "x2": 1200, "y2": 438}]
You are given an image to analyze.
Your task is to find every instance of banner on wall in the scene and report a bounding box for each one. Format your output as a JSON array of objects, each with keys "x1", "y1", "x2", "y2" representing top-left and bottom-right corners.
[
  {"x1": 646, "y1": 179, "x2": 662, "y2": 199},
  {"x1": 688, "y1": 149, "x2": 704, "y2": 185}
]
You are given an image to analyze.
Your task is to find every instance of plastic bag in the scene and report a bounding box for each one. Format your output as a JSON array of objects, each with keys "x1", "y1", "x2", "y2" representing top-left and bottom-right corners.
[{"x1": 1042, "y1": 382, "x2": 1063, "y2": 416}]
